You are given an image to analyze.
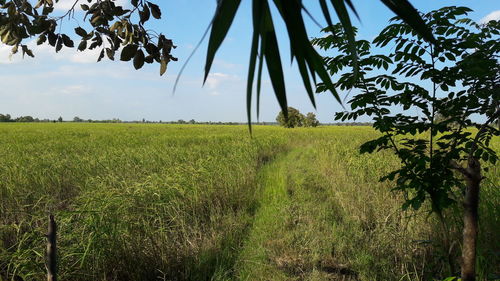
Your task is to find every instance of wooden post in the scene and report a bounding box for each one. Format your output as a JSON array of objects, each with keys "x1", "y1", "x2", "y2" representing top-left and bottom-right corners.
[{"x1": 46, "y1": 214, "x2": 57, "y2": 281}]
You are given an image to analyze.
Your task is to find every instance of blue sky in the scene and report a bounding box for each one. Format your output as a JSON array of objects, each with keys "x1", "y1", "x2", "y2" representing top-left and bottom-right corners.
[{"x1": 0, "y1": 1, "x2": 498, "y2": 122}]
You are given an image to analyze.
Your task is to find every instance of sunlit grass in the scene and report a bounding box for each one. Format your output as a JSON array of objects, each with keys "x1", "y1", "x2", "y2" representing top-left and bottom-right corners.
[{"x1": 0, "y1": 124, "x2": 497, "y2": 280}]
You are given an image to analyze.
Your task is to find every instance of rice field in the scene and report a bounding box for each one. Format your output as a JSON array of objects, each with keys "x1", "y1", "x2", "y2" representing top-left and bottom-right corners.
[{"x1": 0, "y1": 123, "x2": 498, "y2": 281}]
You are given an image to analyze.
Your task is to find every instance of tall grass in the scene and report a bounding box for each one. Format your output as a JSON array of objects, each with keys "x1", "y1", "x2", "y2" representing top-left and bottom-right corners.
[
  {"x1": 0, "y1": 124, "x2": 288, "y2": 280},
  {"x1": 236, "y1": 127, "x2": 499, "y2": 280},
  {"x1": 0, "y1": 124, "x2": 498, "y2": 280}
]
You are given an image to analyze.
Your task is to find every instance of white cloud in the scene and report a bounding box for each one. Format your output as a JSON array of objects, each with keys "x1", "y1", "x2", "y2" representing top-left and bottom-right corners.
[
  {"x1": 213, "y1": 59, "x2": 241, "y2": 70},
  {"x1": 53, "y1": 0, "x2": 81, "y2": 11},
  {"x1": 68, "y1": 48, "x2": 102, "y2": 63},
  {"x1": 205, "y1": 72, "x2": 236, "y2": 87},
  {"x1": 205, "y1": 72, "x2": 228, "y2": 89},
  {"x1": 204, "y1": 72, "x2": 241, "y2": 96},
  {"x1": 59, "y1": 84, "x2": 91, "y2": 95},
  {"x1": 479, "y1": 10, "x2": 500, "y2": 24},
  {"x1": 0, "y1": 44, "x2": 18, "y2": 64},
  {"x1": 0, "y1": 38, "x2": 110, "y2": 65}
]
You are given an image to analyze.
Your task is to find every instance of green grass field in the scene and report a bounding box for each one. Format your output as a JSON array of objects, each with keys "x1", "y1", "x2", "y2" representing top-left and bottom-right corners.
[{"x1": 0, "y1": 124, "x2": 498, "y2": 281}]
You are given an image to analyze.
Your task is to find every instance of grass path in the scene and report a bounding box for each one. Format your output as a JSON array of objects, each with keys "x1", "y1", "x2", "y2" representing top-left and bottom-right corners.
[
  {"x1": 234, "y1": 147, "x2": 359, "y2": 281},
  {"x1": 235, "y1": 149, "x2": 291, "y2": 280}
]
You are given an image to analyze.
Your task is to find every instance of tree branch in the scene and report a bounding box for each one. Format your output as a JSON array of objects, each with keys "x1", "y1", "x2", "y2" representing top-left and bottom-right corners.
[{"x1": 450, "y1": 159, "x2": 470, "y2": 178}]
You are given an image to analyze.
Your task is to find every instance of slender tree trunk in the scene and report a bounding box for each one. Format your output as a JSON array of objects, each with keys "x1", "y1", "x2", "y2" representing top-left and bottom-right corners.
[{"x1": 461, "y1": 157, "x2": 481, "y2": 281}]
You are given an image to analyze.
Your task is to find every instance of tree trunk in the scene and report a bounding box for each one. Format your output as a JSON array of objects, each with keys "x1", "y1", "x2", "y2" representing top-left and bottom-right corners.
[{"x1": 461, "y1": 157, "x2": 481, "y2": 281}]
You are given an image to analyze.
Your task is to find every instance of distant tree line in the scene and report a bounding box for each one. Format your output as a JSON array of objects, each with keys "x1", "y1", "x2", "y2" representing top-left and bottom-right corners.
[
  {"x1": 0, "y1": 114, "x2": 277, "y2": 125},
  {"x1": 276, "y1": 107, "x2": 320, "y2": 128},
  {"x1": 73, "y1": 116, "x2": 122, "y2": 123},
  {"x1": 1, "y1": 113, "x2": 39, "y2": 122},
  {"x1": 0, "y1": 114, "x2": 124, "y2": 123},
  {"x1": 1, "y1": 113, "x2": 374, "y2": 126},
  {"x1": 155, "y1": 120, "x2": 278, "y2": 125}
]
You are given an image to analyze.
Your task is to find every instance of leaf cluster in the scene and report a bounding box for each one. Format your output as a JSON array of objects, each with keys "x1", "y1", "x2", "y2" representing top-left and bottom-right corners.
[
  {"x1": 0, "y1": 0, "x2": 176, "y2": 75},
  {"x1": 314, "y1": 7, "x2": 499, "y2": 213},
  {"x1": 203, "y1": 0, "x2": 435, "y2": 128}
]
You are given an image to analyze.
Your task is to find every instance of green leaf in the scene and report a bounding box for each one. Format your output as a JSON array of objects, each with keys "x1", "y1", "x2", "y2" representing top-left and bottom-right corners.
[
  {"x1": 296, "y1": 58, "x2": 316, "y2": 107},
  {"x1": 246, "y1": 33, "x2": 258, "y2": 131},
  {"x1": 145, "y1": 43, "x2": 159, "y2": 55},
  {"x1": 148, "y1": 2, "x2": 161, "y2": 19},
  {"x1": 474, "y1": 148, "x2": 483, "y2": 158},
  {"x1": 77, "y1": 40, "x2": 87, "y2": 51},
  {"x1": 61, "y1": 34, "x2": 74, "y2": 48},
  {"x1": 411, "y1": 198, "x2": 422, "y2": 210},
  {"x1": 489, "y1": 155, "x2": 497, "y2": 165},
  {"x1": 160, "y1": 58, "x2": 167, "y2": 76},
  {"x1": 275, "y1": 1, "x2": 341, "y2": 105},
  {"x1": 120, "y1": 44, "x2": 138, "y2": 61},
  {"x1": 481, "y1": 152, "x2": 488, "y2": 162},
  {"x1": 444, "y1": 52, "x2": 455, "y2": 61},
  {"x1": 204, "y1": 0, "x2": 241, "y2": 83},
  {"x1": 273, "y1": 0, "x2": 316, "y2": 107},
  {"x1": 256, "y1": 37, "x2": 265, "y2": 119},
  {"x1": 75, "y1": 27, "x2": 87, "y2": 37},
  {"x1": 330, "y1": 0, "x2": 358, "y2": 78},
  {"x1": 380, "y1": 0, "x2": 436, "y2": 44},
  {"x1": 21, "y1": 45, "x2": 34, "y2": 58},
  {"x1": 245, "y1": 0, "x2": 263, "y2": 131},
  {"x1": 261, "y1": 3, "x2": 288, "y2": 114},
  {"x1": 343, "y1": 0, "x2": 360, "y2": 20},
  {"x1": 36, "y1": 35, "x2": 46, "y2": 45},
  {"x1": 318, "y1": 0, "x2": 335, "y2": 33},
  {"x1": 55, "y1": 36, "x2": 63, "y2": 52},
  {"x1": 105, "y1": 48, "x2": 114, "y2": 61},
  {"x1": 97, "y1": 49, "x2": 104, "y2": 62},
  {"x1": 133, "y1": 49, "x2": 145, "y2": 70},
  {"x1": 139, "y1": 4, "x2": 150, "y2": 24},
  {"x1": 144, "y1": 55, "x2": 154, "y2": 64}
]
